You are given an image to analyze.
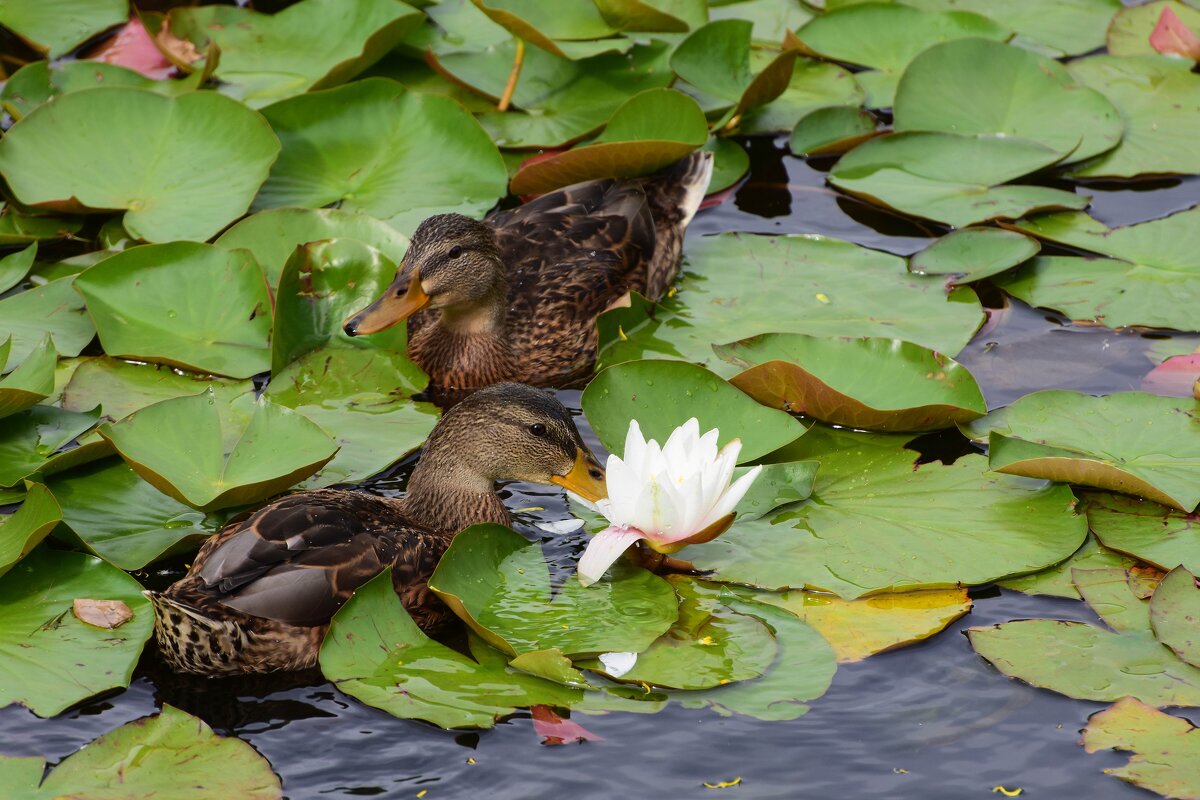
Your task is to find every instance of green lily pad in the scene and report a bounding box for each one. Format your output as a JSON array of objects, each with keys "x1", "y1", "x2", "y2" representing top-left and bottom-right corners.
[
  {"x1": 704, "y1": 136, "x2": 751, "y2": 193},
  {"x1": 893, "y1": 38, "x2": 1122, "y2": 163},
  {"x1": 682, "y1": 427, "x2": 1086, "y2": 598},
  {"x1": 980, "y1": 391, "x2": 1200, "y2": 512},
  {"x1": 320, "y1": 569, "x2": 583, "y2": 729},
  {"x1": 99, "y1": 391, "x2": 337, "y2": 511},
  {"x1": 1150, "y1": 566, "x2": 1200, "y2": 668},
  {"x1": 254, "y1": 78, "x2": 507, "y2": 234},
  {"x1": 430, "y1": 524, "x2": 678, "y2": 665},
  {"x1": 584, "y1": 576, "x2": 778, "y2": 690},
  {"x1": 738, "y1": 58, "x2": 864, "y2": 134},
  {"x1": 216, "y1": 208, "x2": 409, "y2": 289},
  {"x1": 167, "y1": 0, "x2": 423, "y2": 107},
  {"x1": 717, "y1": 333, "x2": 986, "y2": 432},
  {"x1": 0, "y1": 547, "x2": 153, "y2": 717},
  {"x1": 998, "y1": 533, "x2": 1139, "y2": 599},
  {"x1": 1065, "y1": 56, "x2": 1200, "y2": 179},
  {"x1": 4, "y1": 705, "x2": 282, "y2": 798},
  {"x1": 594, "y1": 0, "x2": 705, "y2": 32},
  {"x1": 1007, "y1": 207, "x2": 1200, "y2": 331},
  {"x1": 265, "y1": 349, "x2": 438, "y2": 488},
  {"x1": 788, "y1": 105, "x2": 878, "y2": 156},
  {"x1": 902, "y1": 0, "x2": 1122, "y2": 57},
  {"x1": 0, "y1": 0, "x2": 125, "y2": 58},
  {"x1": 0, "y1": 243, "x2": 34, "y2": 294},
  {"x1": 0, "y1": 88, "x2": 280, "y2": 243},
  {"x1": 0, "y1": 405, "x2": 108, "y2": 488},
  {"x1": 469, "y1": 0, "x2": 620, "y2": 59},
  {"x1": 0, "y1": 60, "x2": 204, "y2": 121},
  {"x1": 0, "y1": 483, "x2": 60, "y2": 578},
  {"x1": 0, "y1": 336, "x2": 55, "y2": 419},
  {"x1": 74, "y1": 243, "x2": 272, "y2": 380},
  {"x1": 582, "y1": 360, "x2": 807, "y2": 463},
  {"x1": 969, "y1": 567, "x2": 1200, "y2": 706},
  {"x1": 709, "y1": 0, "x2": 814, "y2": 44},
  {"x1": 734, "y1": 461, "x2": 819, "y2": 520},
  {"x1": 46, "y1": 460, "x2": 215, "y2": 571},
  {"x1": 1086, "y1": 492, "x2": 1200, "y2": 574},
  {"x1": 828, "y1": 131, "x2": 1089, "y2": 227},
  {"x1": 909, "y1": 228, "x2": 1040, "y2": 284},
  {"x1": 796, "y1": 4, "x2": 1010, "y2": 108},
  {"x1": 671, "y1": 20, "x2": 801, "y2": 125},
  {"x1": 0, "y1": 277, "x2": 94, "y2": 371},
  {"x1": 0, "y1": 204, "x2": 81, "y2": 247},
  {"x1": 508, "y1": 88, "x2": 707, "y2": 195},
  {"x1": 596, "y1": 233, "x2": 986, "y2": 375},
  {"x1": 1082, "y1": 697, "x2": 1200, "y2": 800},
  {"x1": 1108, "y1": 0, "x2": 1200, "y2": 55}
]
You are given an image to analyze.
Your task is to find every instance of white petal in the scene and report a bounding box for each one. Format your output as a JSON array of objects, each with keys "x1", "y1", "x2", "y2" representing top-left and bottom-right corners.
[
  {"x1": 663, "y1": 418, "x2": 700, "y2": 464},
  {"x1": 623, "y1": 419, "x2": 647, "y2": 467},
  {"x1": 598, "y1": 652, "x2": 638, "y2": 678},
  {"x1": 698, "y1": 464, "x2": 763, "y2": 530},
  {"x1": 577, "y1": 527, "x2": 645, "y2": 587},
  {"x1": 536, "y1": 518, "x2": 586, "y2": 535},
  {"x1": 603, "y1": 456, "x2": 640, "y2": 525},
  {"x1": 696, "y1": 425, "x2": 721, "y2": 463}
]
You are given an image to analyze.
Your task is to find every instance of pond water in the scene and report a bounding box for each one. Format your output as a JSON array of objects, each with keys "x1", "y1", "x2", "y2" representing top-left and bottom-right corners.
[{"x1": 2, "y1": 135, "x2": 1196, "y2": 799}]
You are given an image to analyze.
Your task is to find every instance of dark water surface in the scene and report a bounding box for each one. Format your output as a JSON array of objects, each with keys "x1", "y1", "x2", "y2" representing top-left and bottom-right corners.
[{"x1": 3, "y1": 136, "x2": 1197, "y2": 799}]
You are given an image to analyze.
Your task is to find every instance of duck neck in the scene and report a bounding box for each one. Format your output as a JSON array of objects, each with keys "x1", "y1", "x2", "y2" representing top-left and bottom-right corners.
[
  {"x1": 410, "y1": 276, "x2": 519, "y2": 389},
  {"x1": 395, "y1": 446, "x2": 511, "y2": 536}
]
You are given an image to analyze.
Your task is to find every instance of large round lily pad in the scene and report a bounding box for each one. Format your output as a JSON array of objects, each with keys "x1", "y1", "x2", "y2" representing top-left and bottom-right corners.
[
  {"x1": 682, "y1": 427, "x2": 1086, "y2": 598},
  {"x1": 1082, "y1": 697, "x2": 1200, "y2": 800},
  {"x1": 581, "y1": 359, "x2": 807, "y2": 463},
  {"x1": 893, "y1": 38, "x2": 1122, "y2": 163},
  {"x1": 429, "y1": 524, "x2": 678, "y2": 663},
  {"x1": 0, "y1": 547, "x2": 153, "y2": 717},
  {"x1": 1086, "y1": 492, "x2": 1200, "y2": 574},
  {"x1": 0, "y1": 483, "x2": 60, "y2": 578},
  {"x1": 0, "y1": 88, "x2": 280, "y2": 243},
  {"x1": 716, "y1": 333, "x2": 986, "y2": 432},
  {"x1": 596, "y1": 233, "x2": 986, "y2": 375},
  {"x1": 0, "y1": 0, "x2": 125, "y2": 58},
  {"x1": 253, "y1": 78, "x2": 507, "y2": 234},
  {"x1": 981, "y1": 391, "x2": 1200, "y2": 512},
  {"x1": 74, "y1": 243, "x2": 272, "y2": 379},
  {"x1": 0, "y1": 277, "x2": 94, "y2": 371},
  {"x1": 1150, "y1": 566, "x2": 1200, "y2": 668}
]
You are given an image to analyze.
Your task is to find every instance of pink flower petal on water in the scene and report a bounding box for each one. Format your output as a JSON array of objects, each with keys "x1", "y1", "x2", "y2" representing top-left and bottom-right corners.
[
  {"x1": 1141, "y1": 354, "x2": 1200, "y2": 398},
  {"x1": 1150, "y1": 7, "x2": 1200, "y2": 60},
  {"x1": 530, "y1": 705, "x2": 603, "y2": 745},
  {"x1": 89, "y1": 19, "x2": 175, "y2": 79},
  {"x1": 577, "y1": 526, "x2": 644, "y2": 586}
]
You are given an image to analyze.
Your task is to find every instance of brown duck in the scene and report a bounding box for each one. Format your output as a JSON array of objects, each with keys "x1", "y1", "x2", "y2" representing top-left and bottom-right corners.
[
  {"x1": 343, "y1": 152, "x2": 713, "y2": 401},
  {"x1": 147, "y1": 383, "x2": 606, "y2": 676}
]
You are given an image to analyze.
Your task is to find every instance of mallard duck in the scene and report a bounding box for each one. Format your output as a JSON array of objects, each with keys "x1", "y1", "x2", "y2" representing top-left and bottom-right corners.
[
  {"x1": 343, "y1": 152, "x2": 713, "y2": 401},
  {"x1": 147, "y1": 383, "x2": 606, "y2": 677}
]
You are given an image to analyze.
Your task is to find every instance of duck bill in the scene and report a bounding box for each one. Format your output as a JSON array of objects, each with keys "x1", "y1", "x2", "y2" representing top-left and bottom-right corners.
[
  {"x1": 343, "y1": 270, "x2": 430, "y2": 336},
  {"x1": 551, "y1": 448, "x2": 607, "y2": 503}
]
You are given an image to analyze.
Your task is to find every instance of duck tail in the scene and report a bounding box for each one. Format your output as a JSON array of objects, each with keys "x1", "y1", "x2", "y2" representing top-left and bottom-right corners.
[
  {"x1": 640, "y1": 151, "x2": 714, "y2": 300},
  {"x1": 144, "y1": 590, "x2": 248, "y2": 676}
]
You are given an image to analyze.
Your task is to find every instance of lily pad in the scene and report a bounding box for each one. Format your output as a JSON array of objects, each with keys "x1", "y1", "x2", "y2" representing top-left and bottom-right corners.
[
  {"x1": 0, "y1": 243, "x2": 34, "y2": 294},
  {"x1": 321, "y1": 569, "x2": 582, "y2": 729},
  {"x1": 909, "y1": 228, "x2": 1040, "y2": 284},
  {"x1": 738, "y1": 58, "x2": 865, "y2": 134},
  {"x1": 733, "y1": 461, "x2": 819, "y2": 520},
  {"x1": 704, "y1": 136, "x2": 751, "y2": 193},
  {"x1": 0, "y1": 60, "x2": 204, "y2": 121},
  {"x1": 597, "y1": 233, "x2": 986, "y2": 375},
  {"x1": 1086, "y1": 492, "x2": 1200, "y2": 574},
  {"x1": 1150, "y1": 566, "x2": 1200, "y2": 668},
  {"x1": 98, "y1": 391, "x2": 337, "y2": 511},
  {"x1": 750, "y1": 585, "x2": 972, "y2": 662},
  {"x1": 0, "y1": 277, "x2": 94, "y2": 371},
  {"x1": 469, "y1": 0, "x2": 620, "y2": 59},
  {"x1": 74, "y1": 243, "x2": 272, "y2": 380},
  {"x1": 1108, "y1": 0, "x2": 1200, "y2": 55},
  {"x1": 166, "y1": 0, "x2": 423, "y2": 107},
  {"x1": 828, "y1": 131, "x2": 1089, "y2": 227},
  {"x1": 0, "y1": 547, "x2": 153, "y2": 717},
  {"x1": 46, "y1": 460, "x2": 215, "y2": 571},
  {"x1": 1082, "y1": 697, "x2": 1200, "y2": 800},
  {"x1": 254, "y1": 78, "x2": 507, "y2": 234},
  {"x1": 0, "y1": 483, "x2": 60, "y2": 578},
  {"x1": 717, "y1": 333, "x2": 986, "y2": 432},
  {"x1": 594, "y1": 0, "x2": 705, "y2": 32},
  {"x1": 0, "y1": 88, "x2": 280, "y2": 243},
  {"x1": 508, "y1": 88, "x2": 707, "y2": 195},
  {"x1": 905, "y1": 0, "x2": 1122, "y2": 57},
  {"x1": 216, "y1": 208, "x2": 409, "y2": 289},
  {"x1": 681, "y1": 427, "x2": 1086, "y2": 598},
  {"x1": 0, "y1": 205, "x2": 81, "y2": 247},
  {"x1": 795, "y1": 4, "x2": 1011, "y2": 108},
  {"x1": 788, "y1": 105, "x2": 878, "y2": 157},
  {"x1": 581, "y1": 360, "x2": 807, "y2": 463},
  {"x1": 998, "y1": 534, "x2": 1138, "y2": 599},
  {"x1": 265, "y1": 349, "x2": 438, "y2": 488},
  {"x1": 5, "y1": 705, "x2": 282, "y2": 798},
  {"x1": 1007, "y1": 207, "x2": 1200, "y2": 331},
  {"x1": 0, "y1": 336, "x2": 56, "y2": 419},
  {"x1": 0, "y1": 405, "x2": 108, "y2": 488},
  {"x1": 429, "y1": 524, "x2": 677, "y2": 666},
  {"x1": 968, "y1": 568, "x2": 1200, "y2": 706},
  {"x1": 0, "y1": 0, "x2": 125, "y2": 58},
  {"x1": 981, "y1": 391, "x2": 1200, "y2": 512},
  {"x1": 893, "y1": 38, "x2": 1122, "y2": 163}
]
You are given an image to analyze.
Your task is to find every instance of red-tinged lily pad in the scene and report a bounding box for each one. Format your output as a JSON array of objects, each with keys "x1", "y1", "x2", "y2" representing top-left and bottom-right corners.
[
  {"x1": 0, "y1": 88, "x2": 280, "y2": 243},
  {"x1": 1151, "y1": 5, "x2": 1200, "y2": 58},
  {"x1": 1108, "y1": 0, "x2": 1200, "y2": 56},
  {"x1": 1082, "y1": 698, "x2": 1200, "y2": 800},
  {"x1": 1086, "y1": 492, "x2": 1200, "y2": 574},
  {"x1": 1142, "y1": 354, "x2": 1200, "y2": 399},
  {"x1": 469, "y1": 0, "x2": 621, "y2": 59},
  {"x1": 0, "y1": 483, "x2": 60, "y2": 578},
  {"x1": 717, "y1": 333, "x2": 986, "y2": 432},
  {"x1": 531, "y1": 705, "x2": 603, "y2": 745},
  {"x1": 1150, "y1": 566, "x2": 1200, "y2": 668},
  {"x1": 509, "y1": 88, "x2": 708, "y2": 196}
]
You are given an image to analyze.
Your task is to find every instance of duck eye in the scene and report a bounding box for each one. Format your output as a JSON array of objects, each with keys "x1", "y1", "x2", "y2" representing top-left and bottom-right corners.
[
  {"x1": 448, "y1": 245, "x2": 463, "y2": 259},
  {"x1": 528, "y1": 423, "x2": 547, "y2": 437}
]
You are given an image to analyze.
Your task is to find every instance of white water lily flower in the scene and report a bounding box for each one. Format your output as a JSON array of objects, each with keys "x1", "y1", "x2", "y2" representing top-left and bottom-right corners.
[{"x1": 577, "y1": 418, "x2": 761, "y2": 587}]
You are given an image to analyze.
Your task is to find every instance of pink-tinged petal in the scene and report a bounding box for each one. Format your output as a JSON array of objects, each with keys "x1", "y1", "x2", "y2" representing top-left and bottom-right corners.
[
  {"x1": 531, "y1": 705, "x2": 603, "y2": 745},
  {"x1": 577, "y1": 526, "x2": 645, "y2": 586},
  {"x1": 89, "y1": 19, "x2": 175, "y2": 79},
  {"x1": 623, "y1": 419, "x2": 647, "y2": 466},
  {"x1": 699, "y1": 465, "x2": 763, "y2": 530},
  {"x1": 1141, "y1": 354, "x2": 1200, "y2": 399},
  {"x1": 1151, "y1": 7, "x2": 1200, "y2": 60}
]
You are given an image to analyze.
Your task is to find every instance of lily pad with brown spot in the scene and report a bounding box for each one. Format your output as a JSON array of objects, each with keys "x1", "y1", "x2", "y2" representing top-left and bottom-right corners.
[{"x1": 1082, "y1": 697, "x2": 1200, "y2": 799}]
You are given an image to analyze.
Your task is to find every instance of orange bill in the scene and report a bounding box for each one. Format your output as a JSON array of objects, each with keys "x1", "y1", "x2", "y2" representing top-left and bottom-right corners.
[
  {"x1": 551, "y1": 448, "x2": 607, "y2": 503},
  {"x1": 343, "y1": 269, "x2": 430, "y2": 336}
]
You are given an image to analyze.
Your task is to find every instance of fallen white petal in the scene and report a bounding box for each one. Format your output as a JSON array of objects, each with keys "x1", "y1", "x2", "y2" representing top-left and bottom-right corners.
[
  {"x1": 598, "y1": 651, "x2": 638, "y2": 678},
  {"x1": 577, "y1": 526, "x2": 645, "y2": 587},
  {"x1": 535, "y1": 518, "x2": 586, "y2": 535}
]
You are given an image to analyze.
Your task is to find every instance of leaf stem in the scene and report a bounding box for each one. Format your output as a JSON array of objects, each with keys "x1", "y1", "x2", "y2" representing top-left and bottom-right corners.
[{"x1": 497, "y1": 38, "x2": 525, "y2": 112}]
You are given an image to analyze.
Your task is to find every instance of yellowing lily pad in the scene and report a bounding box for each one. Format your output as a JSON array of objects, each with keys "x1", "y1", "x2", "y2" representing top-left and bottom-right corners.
[
  {"x1": 1086, "y1": 492, "x2": 1200, "y2": 574},
  {"x1": 1082, "y1": 697, "x2": 1200, "y2": 800},
  {"x1": 717, "y1": 333, "x2": 986, "y2": 432}
]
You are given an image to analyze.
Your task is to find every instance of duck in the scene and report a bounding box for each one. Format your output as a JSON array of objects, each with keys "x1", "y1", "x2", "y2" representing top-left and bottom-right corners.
[
  {"x1": 342, "y1": 152, "x2": 714, "y2": 403},
  {"x1": 146, "y1": 383, "x2": 607, "y2": 677}
]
